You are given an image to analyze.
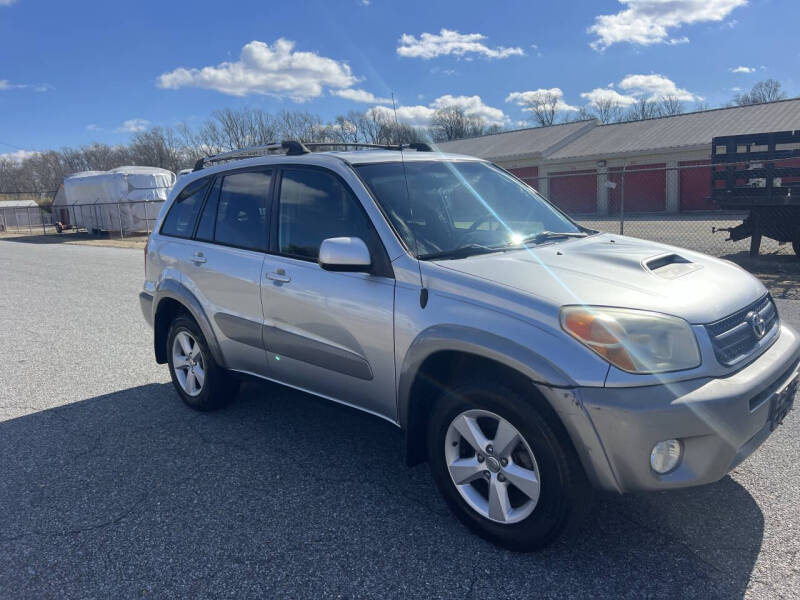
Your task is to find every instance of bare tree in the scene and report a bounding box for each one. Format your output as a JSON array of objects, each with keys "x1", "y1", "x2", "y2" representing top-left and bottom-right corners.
[
  {"x1": 429, "y1": 105, "x2": 497, "y2": 141},
  {"x1": 624, "y1": 97, "x2": 660, "y2": 121},
  {"x1": 733, "y1": 79, "x2": 786, "y2": 105},
  {"x1": 276, "y1": 110, "x2": 326, "y2": 142},
  {"x1": 562, "y1": 106, "x2": 595, "y2": 123},
  {"x1": 327, "y1": 112, "x2": 362, "y2": 143},
  {"x1": 594, "y1": 98, "x2": 624, "y2": 124},
  {"x1": 520, "y1": 90, "x2": 561, "y2": 127},
  {"x1": 658, "y1": 95, "x2": 684, "y2": 116}
]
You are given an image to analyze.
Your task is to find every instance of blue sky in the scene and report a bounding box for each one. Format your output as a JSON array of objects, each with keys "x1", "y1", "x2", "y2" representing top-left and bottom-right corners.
[{"x1": 0, "y1": 0, "x2": 797, "y2": 157}]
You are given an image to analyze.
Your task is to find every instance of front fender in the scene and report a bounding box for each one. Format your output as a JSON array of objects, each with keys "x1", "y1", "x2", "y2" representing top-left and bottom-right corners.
[
  {"x1": 153, "y1": 278, "x2": 227, "y2": 368},
  {"x1": 397, "y1": 324, "x2": 576, "y2": 429}
]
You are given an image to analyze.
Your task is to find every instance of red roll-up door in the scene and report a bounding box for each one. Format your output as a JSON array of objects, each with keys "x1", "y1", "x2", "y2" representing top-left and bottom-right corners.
[
  {"x1": 508, "y1": 166, "x2": 540, "y2": 190},
  {"x1": 608, "y1": 164, "x2": 666, "y2": 214},
  {"x1": 679, "y1": 160, "x2": 712, "y2": 211},
  {"x1": 548, "y1": 169, "x2": 597, "y2": 215}
]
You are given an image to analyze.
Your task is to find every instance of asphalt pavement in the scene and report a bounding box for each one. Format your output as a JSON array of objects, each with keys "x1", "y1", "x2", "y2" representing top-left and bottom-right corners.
[{"x1": 0, "y1": 240, "x2": 799, "y2": 599}]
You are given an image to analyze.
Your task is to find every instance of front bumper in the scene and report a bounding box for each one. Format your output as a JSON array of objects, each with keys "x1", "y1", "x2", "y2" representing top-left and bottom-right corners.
[{"x1": 573, "y1": 324, "x2": 800, "y2": 493}]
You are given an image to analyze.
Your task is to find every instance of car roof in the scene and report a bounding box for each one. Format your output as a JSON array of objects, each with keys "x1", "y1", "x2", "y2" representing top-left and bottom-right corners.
[
  {"x1": 321, "y1": 149, "x2": 481, "y2": 164},
  {"x1": 175, "y1": 149, "x2": 484, "y2": 190}
]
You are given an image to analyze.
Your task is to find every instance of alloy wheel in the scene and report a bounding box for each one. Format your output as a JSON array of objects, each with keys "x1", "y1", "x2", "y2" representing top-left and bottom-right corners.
[
  {"x1": 444, "y1": 409, "x2": 541, "y2": 524},
  {"x1": 172, "y1": 331, "x2": 205, "y2": 397}
]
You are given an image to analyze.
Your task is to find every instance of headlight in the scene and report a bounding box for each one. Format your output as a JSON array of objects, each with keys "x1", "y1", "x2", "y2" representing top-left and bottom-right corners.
[{"x1": 560, "y1": 306, "x2": 701, "y2": 374}]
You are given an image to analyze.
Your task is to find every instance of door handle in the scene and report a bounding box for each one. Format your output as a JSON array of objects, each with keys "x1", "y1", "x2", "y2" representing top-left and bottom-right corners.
[
  {"x1": 266, "y1": 269, "x2": 291, "y2": 283},
  {"x1": 191, "y1": 252, "x2": 206, "y2": 264}
]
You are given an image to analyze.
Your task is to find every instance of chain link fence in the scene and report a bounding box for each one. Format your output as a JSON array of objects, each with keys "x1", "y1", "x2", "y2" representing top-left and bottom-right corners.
[
  {"x1": 514, "y1": 154, "x2": 800, "y2": 258},
  {"x1": 1, "y1": 153, "x2": 798, "y2": 258},
  {"x1": 0, "y1": 199, "x2": 163, "y2": 239}
]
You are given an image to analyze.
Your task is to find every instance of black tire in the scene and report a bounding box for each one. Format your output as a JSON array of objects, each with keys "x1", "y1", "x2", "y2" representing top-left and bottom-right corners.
[
  {"x1": 792, "y1": 238, "x2": 799, "y2": 258},
  {"x1": 427, "y1": 381, "x2": 590, "y2": 551},
  {"x1": 167, "y1": 314, "x2": 238, "y2": 411}
]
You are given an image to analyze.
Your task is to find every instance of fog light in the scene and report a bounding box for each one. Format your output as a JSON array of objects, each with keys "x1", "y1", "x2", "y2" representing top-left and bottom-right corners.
[{"x1": 650, "y1": 439, "x2": 682, "y2": 474}]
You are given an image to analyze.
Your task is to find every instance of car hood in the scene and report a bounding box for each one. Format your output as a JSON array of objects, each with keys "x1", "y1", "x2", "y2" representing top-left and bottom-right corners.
[{"x1": 432, "y1": 233, "x2": 767, "y2": 324}]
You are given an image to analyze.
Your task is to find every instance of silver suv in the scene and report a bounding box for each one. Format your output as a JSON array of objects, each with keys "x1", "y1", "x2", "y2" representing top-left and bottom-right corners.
[{"x1": 141, "y1": 141, "x2": 799, "y2": 550}]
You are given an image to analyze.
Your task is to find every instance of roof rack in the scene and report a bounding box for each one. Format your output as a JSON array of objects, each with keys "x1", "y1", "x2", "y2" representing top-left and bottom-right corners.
[
  {"x1": 193, "y1": 139, "x2": 435, "y2": 171},
  {"x1": 303, "y1": 142, "x2": 434, "y2": 152}
]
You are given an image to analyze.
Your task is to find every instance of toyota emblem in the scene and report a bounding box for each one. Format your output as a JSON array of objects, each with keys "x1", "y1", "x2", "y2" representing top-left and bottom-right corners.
[{"x1": 747, "y1": 310, "x2": 767, "y2": 339}]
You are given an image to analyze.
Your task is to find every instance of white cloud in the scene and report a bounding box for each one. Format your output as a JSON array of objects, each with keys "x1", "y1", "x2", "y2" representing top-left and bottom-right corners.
[
  {"x1": 367, "y1": 94, "x2": 507, "y2": 127},
  {"x1": 0, "y1": 0, "x2": 18, "y2": 6},
  {"x1": 730, "y1": 65, "x2": 755, "y2": 73},
  {"x1": 506, "y1": 88, "x2": 579, "y2": 112},
  {"x1": 397, "y1": 29, "x2": 524, "y2": 60},
  {"x1": 331, "y1": 88, "x2": 392, "y2": 104},
  {"x1": 618, "y1": 73, "x2": 698, "y2": 101},
  {"x1": 0, "y1": 149, "x2": 37, "y2": 163},
  {"x1": 581, "y1": 74, "x2": 699, "y2": 107},
  {"x1": 0, "y1": 79, "x2": 50, "y2": 92},
  {"x1": 431, "y1": 94, "x2": 508, "y2": 125},
  {"x1": 157, "y1": 39, "x2": 358, "y2": 101},
  {"x1": 588, "y1": 0, "x2": 748, "y2": 50},
  {"x1": 581, "y1": 87, "x2": 639, "y2": 107},
  {"x1": 368, "y1": 105, "x2": 435, "y2": 127},
  {"x1": 115, "y1": 119, "x2": 150, "y2": 133}
]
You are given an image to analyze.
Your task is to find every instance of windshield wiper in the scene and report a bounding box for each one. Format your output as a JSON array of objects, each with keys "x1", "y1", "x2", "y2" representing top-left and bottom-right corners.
[
  {"x1": 420, "y1": 244, "x2": 504, "y2": 260},
  {"x1": 512, "y1": 231, "x2": 589, "y2": 246}
]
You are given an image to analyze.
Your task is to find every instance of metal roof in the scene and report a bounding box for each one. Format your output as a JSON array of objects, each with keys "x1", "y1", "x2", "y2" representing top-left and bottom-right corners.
[
  {"x1": 433, "y1": 98, "x2": 800, "y2": 163},
  {"x1": 435, "y1": 120, "x2": 597, "y2": 161},
  {"x1": 0, "y1": 199, "x2": 39, "y2": 208},
  {"x1": 548, "y1": 98, "x2": 800, "y2": 161}
]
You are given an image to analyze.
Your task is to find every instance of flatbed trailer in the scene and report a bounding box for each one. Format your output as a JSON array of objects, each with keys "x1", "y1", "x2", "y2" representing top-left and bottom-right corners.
[{"x1": 711, "y1": 130, "x2": 800, "y2": 257}]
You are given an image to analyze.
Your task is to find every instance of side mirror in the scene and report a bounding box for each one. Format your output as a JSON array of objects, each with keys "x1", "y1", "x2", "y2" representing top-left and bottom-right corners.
[{"x1": 318, "y1": 237, "x2": 372, "y2": 272}]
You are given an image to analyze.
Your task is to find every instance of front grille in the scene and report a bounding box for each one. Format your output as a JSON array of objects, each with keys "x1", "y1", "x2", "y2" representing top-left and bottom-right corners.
[{"x1": 705, "y1": 295, "x2": 779, "y2": 366}]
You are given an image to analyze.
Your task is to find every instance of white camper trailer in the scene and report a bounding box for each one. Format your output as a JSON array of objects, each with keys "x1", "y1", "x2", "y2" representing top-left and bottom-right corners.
[{"x1": 56, "y1": 166, "x2": 175, "y2": 234}]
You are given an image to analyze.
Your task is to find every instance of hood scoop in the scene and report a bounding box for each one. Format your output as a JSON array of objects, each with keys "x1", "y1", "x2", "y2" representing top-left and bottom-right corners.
[{"x1": 643, "y1": 253, "x2": 703, "y2": 280}]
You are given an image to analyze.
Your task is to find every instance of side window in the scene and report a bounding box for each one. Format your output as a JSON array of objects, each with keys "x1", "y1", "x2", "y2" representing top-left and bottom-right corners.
[
  {"x1": 195, "y1": 178, "x2": 221, "y2": 242},
  {"x1": 161, "y1": 177, "x2": 210, "y2": 238},
  {"x1": 213, "y1": 170, "x2": 272, "y2": 251},
  {"x1": 278, "y1": 169, "x2": 373, "y2": 261}
]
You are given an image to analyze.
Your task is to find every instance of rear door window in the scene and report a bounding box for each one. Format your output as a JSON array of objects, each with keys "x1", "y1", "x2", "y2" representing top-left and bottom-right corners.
[
  {"x1": 194, "y1": 178, "x2": 221, "y2": 242},
  {"x1": 213, "y1": 170, "x2": 272, "y2": 251},
  {"x1": 161, "y1": 177, "x2": 210, "y2": 238}
]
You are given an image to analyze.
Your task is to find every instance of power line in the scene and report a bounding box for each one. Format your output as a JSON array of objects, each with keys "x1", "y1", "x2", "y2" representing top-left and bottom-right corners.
[{"x1": 0, "y1": 141, "x2": 28, "y2": 151}]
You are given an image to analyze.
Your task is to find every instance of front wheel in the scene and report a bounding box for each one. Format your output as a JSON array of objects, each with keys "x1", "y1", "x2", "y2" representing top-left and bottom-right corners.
[
  {"x1": 167, "y1": 315, "x2": 238, "y2": 411},
  {"x1": 427, "y1": 381, "x2": 590, "y2": 551}
]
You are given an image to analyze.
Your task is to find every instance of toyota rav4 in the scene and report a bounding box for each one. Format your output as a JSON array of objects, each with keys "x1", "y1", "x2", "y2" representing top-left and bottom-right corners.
[{"x1": 140, "y1": 141, "x2": 799, "y2": 551}]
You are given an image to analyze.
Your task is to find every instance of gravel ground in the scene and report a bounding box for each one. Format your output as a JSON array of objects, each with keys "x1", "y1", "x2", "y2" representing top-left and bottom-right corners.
[{"x1": 0, "y1": 241, "x2": 798, "y2": 599}]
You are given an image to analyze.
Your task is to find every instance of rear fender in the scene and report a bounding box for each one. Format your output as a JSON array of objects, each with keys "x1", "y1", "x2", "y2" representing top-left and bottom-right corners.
[{"x1": 153, "y1": 279, "x2": 226, "y2": 368}]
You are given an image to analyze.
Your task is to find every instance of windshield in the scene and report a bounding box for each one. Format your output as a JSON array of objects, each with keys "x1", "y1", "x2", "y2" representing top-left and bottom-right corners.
[{"x1": 356, "y1": 160, "x2": 582, "y2": 259}]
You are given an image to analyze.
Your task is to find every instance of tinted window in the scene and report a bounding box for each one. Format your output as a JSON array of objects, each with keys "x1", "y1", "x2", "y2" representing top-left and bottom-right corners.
[
  {"x1": 161, "y1": 177, "x2": 210, "y2": 238},
  {"x1": 278, "y1": 169, "x2": 373, "y2": 260},
  {"x1": 214, "y1": 171, "x2": 272, "y2": 251},
  {"x1": 195, "y1": 178, "x2": 220, "y2": 242}
]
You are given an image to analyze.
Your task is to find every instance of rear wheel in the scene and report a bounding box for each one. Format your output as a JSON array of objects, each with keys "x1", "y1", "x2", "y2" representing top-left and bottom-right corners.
[
  {"x1": 792, "y1": 237, "x2": 799, "y2": 257},
  {"x1": 427, "y1": 381, "x2": 590, "y2": 551},
  {"x1": 167, "y1": 315, "x2": 238, "y2": 411}
]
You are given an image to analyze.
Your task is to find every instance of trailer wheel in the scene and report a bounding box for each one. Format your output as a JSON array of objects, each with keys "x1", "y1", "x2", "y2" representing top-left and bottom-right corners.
[{"x1": 793, "y1": 238, "x2": 800, "y2": 258}]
